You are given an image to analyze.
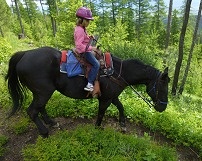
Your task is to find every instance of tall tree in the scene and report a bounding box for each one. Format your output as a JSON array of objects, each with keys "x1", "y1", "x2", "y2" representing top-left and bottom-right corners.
[
  {"x1": 179, "y1": 0, "x2": 202, "y2": 94},
  {"x1": 54, "y1": 0, "x2": 83, "y2": 49},
  {"x1": 150, "y1": 0, "x2": 166, "y2": 48},
  {"x1": 103, "y1": 0, "x2": 120, "y2": 26},
  {"x1": 165, "y1": 0, "x2": 173, "y2": 49},
  {"x1": 152, "y1": 0, "x2": 166, "y2": 31},
  {"x1": 14, "y1": 0, "x2": 25, "y2": 37},
  {"x1": 171, "y1": 0, "x2": 192, "y2": 95},
  {"x1": 0, "y1": 0, "x2": 12, "y2": 37},
  {"x1": 47, "y1": 0, "x2": 58, "y2": 37},
  {"x1": 39, "y1": 0, "x2": 48, "y2": 30},
  {"x1": 125, "y1": 1, "x2": 136, "y2": 41},
  {"x1": 170, "y1": 9, "x2": 181, "y2": 45},
  {"x1": 134, "y1": 0, "x2": 151, "y2": 41}
]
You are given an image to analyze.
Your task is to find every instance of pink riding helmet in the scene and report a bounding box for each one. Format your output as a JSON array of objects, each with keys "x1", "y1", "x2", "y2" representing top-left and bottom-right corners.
[{"x1": 76, "y1": 7, "x2": 94, "y2": 20}]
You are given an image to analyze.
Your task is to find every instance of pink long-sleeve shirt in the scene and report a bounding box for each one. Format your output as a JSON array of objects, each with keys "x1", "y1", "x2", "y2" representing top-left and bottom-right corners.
[{"x1": 74, "y1": 26, "x2": 92, "y2": 53}]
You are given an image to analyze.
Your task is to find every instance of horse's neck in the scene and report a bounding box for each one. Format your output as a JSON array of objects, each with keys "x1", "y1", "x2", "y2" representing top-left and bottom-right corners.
[{"x1": 117, "y1": 58, "x2": 157, "y2": 86}]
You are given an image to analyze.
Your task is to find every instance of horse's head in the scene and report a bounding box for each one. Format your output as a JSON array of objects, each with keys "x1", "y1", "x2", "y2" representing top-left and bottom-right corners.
[{"x1": 146, "y1": 67, "x2": 170, "y2": 112}]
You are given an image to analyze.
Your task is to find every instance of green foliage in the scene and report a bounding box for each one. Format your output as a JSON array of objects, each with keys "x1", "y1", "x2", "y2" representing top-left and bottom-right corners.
[
  {"x1": 55, "y1": 0, "x2": 83, "y2": 49},
  {"x1": 46, "y1": 92, "x2": 98, "y2": 118},
  {"x1": 0, "y1": 135, "x2": 8, "y2": 146},
  {"x1": 22, "y1": 125, "x2": 177, "y2": 161},
  {"x1": 0, "y1": 75, "x2": 12, "y2": 109},
  {"x1": 121, "y1": 88, "x2": 202, "y2": 157},
  {"x1": 100, "y1": 19, "x2": 161, "y2": 68},
  {"x1": 0, "y1": 135, "x2": 8, "y2": 157},
  {"x1": 8, "y1": 117, "x2": 30, "y2": 135},
  {"x1": 100, "y1": 19, "x2": 129, "y2": 51},
  {"x1": 170, "y1": 9, "x2": 181, "y2": 46},
  {"x1": 0, "y1": 37, "x2": 12, "y2": 63},
  {"x1": 0, "y1": 0, "x2": 12, "y2": 35},
  {"x1": 134, "y1": 0, "x2": 152, "y2": 40}
]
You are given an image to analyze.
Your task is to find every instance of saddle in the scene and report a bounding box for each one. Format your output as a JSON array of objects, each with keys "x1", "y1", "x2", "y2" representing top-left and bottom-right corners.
[
  {"x1": 60, "y1": 49, "x2": 114, "y2": 78},
  {"x1": 60, "y1": 49, "x2": 114, "y2": 98}
]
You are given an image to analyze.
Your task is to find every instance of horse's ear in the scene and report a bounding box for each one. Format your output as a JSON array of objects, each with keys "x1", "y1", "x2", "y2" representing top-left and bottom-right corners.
[
  {"x1": 163, "y1": 67, "x2": 168, "y2": 74},
  {"x1": 162, "y1": 67, "x2": 170, "y2": 82}
]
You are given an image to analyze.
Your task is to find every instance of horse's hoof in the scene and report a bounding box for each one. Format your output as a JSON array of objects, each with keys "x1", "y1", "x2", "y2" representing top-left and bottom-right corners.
[
  {"x1": 52, "y1": 122, "x2": 60, "y2": 129},
  {"x1": 40, "y1": 133, "x2": 49, "y2": 138},
  {"x1": 120, "y1": 127, "x2": 127, "y2": 133}
]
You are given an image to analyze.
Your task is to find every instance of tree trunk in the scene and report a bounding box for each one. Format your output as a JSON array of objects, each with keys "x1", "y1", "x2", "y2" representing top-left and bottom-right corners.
[
  {"x1": 24, "y1": 0, "x2": 33, "y2": 29},
  {"x1": 112, "y1": 1, "x2": 116, "y2": 26},
  {"x1": 0, "y1": 26, "x2": 4, "y2": 37},
  {"x1": 179, "y1": 0, "x2": 202, "y2": 94},
  {"x1": 137, "y1": 0, "x2": 141, "y2": 41},
  {"x1": 47, "y1": 0, "x2": 57, "y2": 37},
  {"x1": 165, "y1": 0, "x2": 173, "y2": 49},
  {"x1": 14, "y1": 0, "x2": 25, "y2": 36},
  {"x1": 171, "y1": 0, "x2": 192, "y2": 95},
  {"x1": 40, "y1": 0, "x2": 48, "y2": 30}
]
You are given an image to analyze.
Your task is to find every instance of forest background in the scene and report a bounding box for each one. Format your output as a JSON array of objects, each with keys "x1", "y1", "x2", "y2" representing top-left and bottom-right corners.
[
  {"x1": 1, "y1": 0, "x2": 202, "y2": 96},
  {"x1": 0, "y1": 0, "x2": 202, "y2": 160}
]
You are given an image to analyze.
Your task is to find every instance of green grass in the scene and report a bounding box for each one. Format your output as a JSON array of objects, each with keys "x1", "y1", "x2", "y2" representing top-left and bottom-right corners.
[
  {"x1": 0, "y1": 135, "x2": 8, "y2": 157},
  {"x1": 8, "y1": 117, "x2": 30, "y2": 135},
  {"x1": 22, "y1": 125, "x2": 177, "y2": 161}
]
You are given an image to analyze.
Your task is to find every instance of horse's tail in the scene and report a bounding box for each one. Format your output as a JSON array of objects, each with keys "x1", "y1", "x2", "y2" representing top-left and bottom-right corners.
[{"x1": 5, "y1": 51, "x2": 26, "y2": 117}]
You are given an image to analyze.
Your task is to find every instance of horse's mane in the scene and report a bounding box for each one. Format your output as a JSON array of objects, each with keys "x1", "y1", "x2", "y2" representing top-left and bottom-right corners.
[
  {"x1": 113, "y1": 56, "x2": 152, "y2": 68},
  {"x1": 124, "y1": 58, "x2": 146, "y2": 66},
  {"x1": 112, "y1": 56, "x2": 158, "y2": 77}
]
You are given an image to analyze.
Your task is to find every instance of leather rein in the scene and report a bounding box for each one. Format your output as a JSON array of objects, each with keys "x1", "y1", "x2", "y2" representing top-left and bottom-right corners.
[{"x1": 110, "y1": 60, "x2": 168, "y2": 108}]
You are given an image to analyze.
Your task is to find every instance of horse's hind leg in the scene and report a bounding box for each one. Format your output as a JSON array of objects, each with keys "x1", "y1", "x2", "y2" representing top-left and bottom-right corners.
[
  {"x1": 112, "y1": 97, "x2": 126, "y2": 133},
  {"x1": 40, "y1": 107, "x2": 57, "y2": 127},
  {"x1": 27, "y1": 93, "x2": 53, "y2": 138},
  {"x1": 27, "y1": 102, "x2": 48, "y2": 137}
]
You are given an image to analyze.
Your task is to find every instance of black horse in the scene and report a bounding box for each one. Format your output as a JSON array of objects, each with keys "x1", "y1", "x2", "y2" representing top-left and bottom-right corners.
[{"x1": 6, "y1": 46, "x2": 169, "y2": 137}]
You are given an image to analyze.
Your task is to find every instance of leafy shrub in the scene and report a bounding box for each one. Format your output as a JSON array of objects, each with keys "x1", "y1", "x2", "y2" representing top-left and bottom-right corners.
[
  {"x1": 45, "y1": 92, "x2": 98, "y2": 118},
  {"x1": 99, "y1": 19, "x2": 163, "y2": 70},
  {"x1": 0, "y1": 37, "x2": 12, "y2": 64},
  {"x1": 8, "y1": 117, "x2": 30, "y2": 135},
  {"x1": 22, "y1": 125, "x2": 177, "y2": 161},
  {"x1": 121, "y1": 88, "x2": 202, "y2": 157},
  {"x1": 0, "y1": 135, "x2": 8, "y2": 156}
]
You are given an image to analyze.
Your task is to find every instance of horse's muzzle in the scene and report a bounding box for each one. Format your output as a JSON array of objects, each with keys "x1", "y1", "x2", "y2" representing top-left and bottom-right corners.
[{"x1": 154, "y1": 100, "x2": 168, "y2": 112}]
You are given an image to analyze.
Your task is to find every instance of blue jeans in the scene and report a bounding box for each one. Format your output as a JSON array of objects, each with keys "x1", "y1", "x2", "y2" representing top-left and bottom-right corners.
[{"x1": 83, "y1": 52, "x2": 100, "y2": 84}]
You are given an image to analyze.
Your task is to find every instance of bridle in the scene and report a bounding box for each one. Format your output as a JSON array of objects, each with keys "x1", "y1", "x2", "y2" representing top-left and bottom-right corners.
[
  {"x1": 112, "y1": 61, "x2": 168, "y2": 108},
  {"x1": 147, "y1": 72, "x2": 168, "y2": 106}
]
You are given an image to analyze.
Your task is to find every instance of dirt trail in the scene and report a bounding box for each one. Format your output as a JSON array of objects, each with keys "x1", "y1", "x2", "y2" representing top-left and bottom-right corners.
[{"x1": 0, "y1": 108, "x2": 200, "y2": 161}]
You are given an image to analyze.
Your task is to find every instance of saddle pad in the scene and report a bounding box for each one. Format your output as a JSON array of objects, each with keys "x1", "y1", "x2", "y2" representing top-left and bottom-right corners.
[
  {"x1": 66, "y1": 50, "x2": 83, "y2": 77},
  {"x1": 60, "y1": 50, "x2": 83, "y2": 77},
  {"x1": 60, "y1": 50, "x2": 67, "y2": 73},
  {"x1": 105, "y1": 52, "x2": 112, "y2": 68},
  {"x1": 61, "y1": 50, "x2": 67, "y2": 63},
  {"x1": 102, "y1": 52, "x2": 114, "y2": 75}
]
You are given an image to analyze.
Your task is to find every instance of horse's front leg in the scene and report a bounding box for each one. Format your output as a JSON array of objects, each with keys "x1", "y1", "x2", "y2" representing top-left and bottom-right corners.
[
  {"x1": 112, "y1": 97, "x2": 126, "y2": 133},
  {"x1": 95, "y1": 99, "x2": 112, "y2": 128}
]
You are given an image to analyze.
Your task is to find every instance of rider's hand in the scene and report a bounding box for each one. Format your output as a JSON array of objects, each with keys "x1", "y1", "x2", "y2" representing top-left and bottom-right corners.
[
  {"x1": 90, "y1": 35, "x2": 95, "y2": 40},
  {"x1": 91, "y1": 46, "x2": 97, "y2": 51}
]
